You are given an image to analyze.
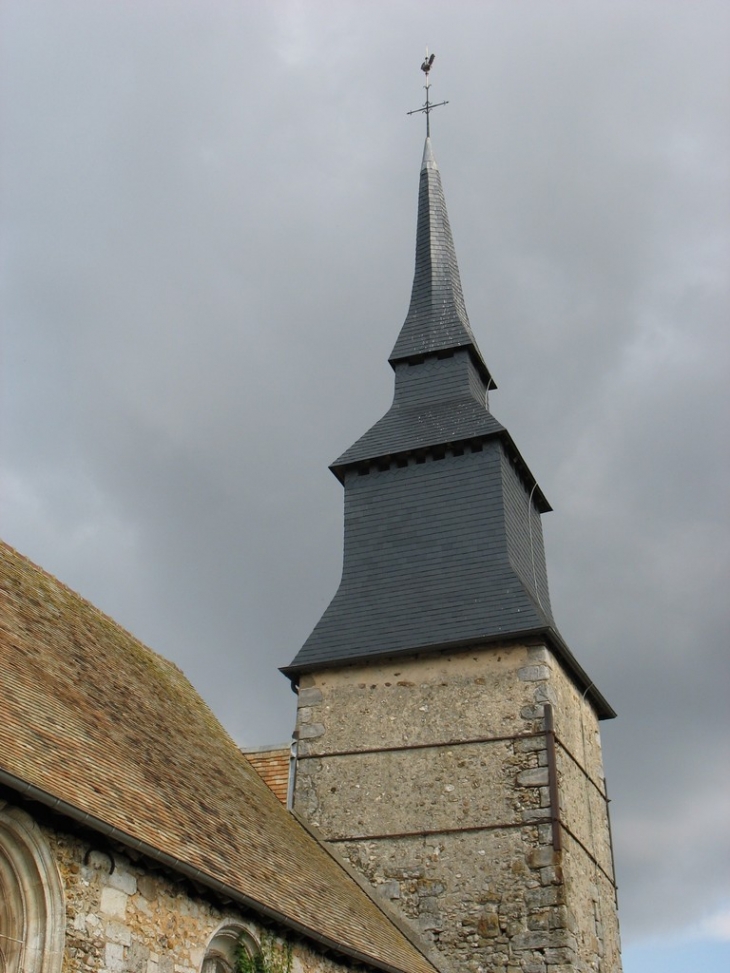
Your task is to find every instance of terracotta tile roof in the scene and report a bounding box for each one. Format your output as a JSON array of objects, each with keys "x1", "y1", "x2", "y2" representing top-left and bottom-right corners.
[
  {"x1": 0, "y1": 542, "x2": 439, "y2": 973},
  {"x1": 241, "y1": 746, "x2": 290, "y2": 805}
]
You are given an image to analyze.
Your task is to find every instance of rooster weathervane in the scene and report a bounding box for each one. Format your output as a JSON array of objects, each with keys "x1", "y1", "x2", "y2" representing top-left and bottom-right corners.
[{"x1": 407, "y1": 48, "x2": 449, "y2": 137}]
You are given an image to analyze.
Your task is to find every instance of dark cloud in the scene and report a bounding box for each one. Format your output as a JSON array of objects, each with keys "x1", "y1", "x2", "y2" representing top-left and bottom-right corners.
[{"x1": 2, "y1": 0, "x2": 729, "y2": 951}]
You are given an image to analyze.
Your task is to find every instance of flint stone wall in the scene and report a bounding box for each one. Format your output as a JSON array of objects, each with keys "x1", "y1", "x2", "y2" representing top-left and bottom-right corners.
[
  {"x1": 28, "y1": 817, "x2": 373, "y2": 973},
  {"x1": 293, "y1": 642, "x2": 621, "y2": 973}
]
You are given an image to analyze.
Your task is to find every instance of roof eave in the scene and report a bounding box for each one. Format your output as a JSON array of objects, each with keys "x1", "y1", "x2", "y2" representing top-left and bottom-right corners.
[
  {"x1": 0, "y1": 769, "x2": 440, "y2": 973},
  {"x1": 329, "y1": 429, "x2": 552, "y2": 513},
  {"x1": 388, "y1": 343, "x2": 496, "y2": 392}
]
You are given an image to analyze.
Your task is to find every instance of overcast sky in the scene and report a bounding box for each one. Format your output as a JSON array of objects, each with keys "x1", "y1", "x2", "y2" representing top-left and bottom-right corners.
[{"x1": 2, "y1": 2, "x2": 729, "y2": 968}]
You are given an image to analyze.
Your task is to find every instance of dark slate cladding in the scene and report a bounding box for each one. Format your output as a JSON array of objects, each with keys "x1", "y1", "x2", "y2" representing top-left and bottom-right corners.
[
  {"x1": 287, "y1": 136, "x2": 615, "y2": 720},
  {"x1": 501, "y1": 450, "x2": 553, "y2": 615},
  {"x1": 389, "y1": 139, "x2": 493, "y2": 389},
  {"x1": 332, "y1": 350, "x2": 505, "y2": 476},
  {"x1": 290, "y1": 444, "x2": 555, "y2": 672}
]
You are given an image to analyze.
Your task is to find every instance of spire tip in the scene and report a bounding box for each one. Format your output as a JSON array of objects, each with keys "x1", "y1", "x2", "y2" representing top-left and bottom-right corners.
[{"x1": 421, "y1": 137, "x2": 438, "y2": 171}]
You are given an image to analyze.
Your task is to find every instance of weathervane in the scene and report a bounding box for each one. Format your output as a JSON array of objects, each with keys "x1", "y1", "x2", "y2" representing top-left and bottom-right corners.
[{"x1": 407, "y1": 48, "x2": 449, "y2": 137}]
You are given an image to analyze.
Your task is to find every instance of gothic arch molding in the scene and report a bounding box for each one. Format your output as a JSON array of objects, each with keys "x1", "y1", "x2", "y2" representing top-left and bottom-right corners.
[
  {"x1": 202, "y1": 921, "x2": 259, "y2": 973},
  {"x1": 0, "y1": 803, "x2": 65, "y2": 973}
]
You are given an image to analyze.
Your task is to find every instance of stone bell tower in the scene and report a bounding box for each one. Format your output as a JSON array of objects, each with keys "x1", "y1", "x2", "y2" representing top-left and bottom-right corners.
[{"x1": 283, "y1": 135, "x2": 622, "y2": 973}]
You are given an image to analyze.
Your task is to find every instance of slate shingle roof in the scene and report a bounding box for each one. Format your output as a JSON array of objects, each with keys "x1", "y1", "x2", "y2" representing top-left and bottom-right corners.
[
  {"x1": 389, "y1": 138, "x2": 494, "y2": 390},
  {"x1": 287, "y1": 137, "x2": 615, "y2": 722},
  {"x1": 0, "y1": 542, "x2": 440, "y2": 973},
  {"x1": 331, "y1": 354, "x2": 507, "y2": 477},
  {"x1": 293, "y1": 444, "x2": 542, "y2": 664}
]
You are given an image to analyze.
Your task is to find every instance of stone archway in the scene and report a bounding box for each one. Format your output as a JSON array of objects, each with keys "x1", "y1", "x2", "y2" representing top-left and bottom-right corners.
[
  {"x1": 0, "y1": 804, "x2": 65, "y2": 973},
  {"x1": 202, "y1": 922, "x2": 260, "y2": 973}
]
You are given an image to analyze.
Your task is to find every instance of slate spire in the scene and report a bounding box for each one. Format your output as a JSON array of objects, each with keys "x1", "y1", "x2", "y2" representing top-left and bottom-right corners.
[
  {"x1": 285, "y1": 136, "x2": 614, "y2": 720},
  {"x1": 390, "y1": 138, "x2": 493, "y2": 389},
  {"x1": 329, "y1": 138, "x2": 502, "y2": 478}
]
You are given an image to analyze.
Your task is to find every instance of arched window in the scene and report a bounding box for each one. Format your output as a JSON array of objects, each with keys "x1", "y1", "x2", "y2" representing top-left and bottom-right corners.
[
  {"x1": 202, "y1": 923, "x2": 259, "y2": 973},
  {"x1": 0, "y1": 803, "x2": 65, "y2": 973}
]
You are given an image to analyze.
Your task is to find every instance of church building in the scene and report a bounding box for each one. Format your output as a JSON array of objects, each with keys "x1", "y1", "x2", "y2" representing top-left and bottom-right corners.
[
  {"x1": 283, "y1": 131, "x2": 622, "y2": 971},
  {"x1": 0, "y1": 92, "x2": 621, "y2": 973},
  {"x1": 0, "y1": 541, "x2": 442, "y2": 973}
]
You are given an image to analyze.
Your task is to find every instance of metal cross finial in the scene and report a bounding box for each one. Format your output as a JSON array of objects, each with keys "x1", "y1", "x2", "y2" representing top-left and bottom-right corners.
[{"x1": 407, "y1": 48, "x2": 449, "y2": 137}]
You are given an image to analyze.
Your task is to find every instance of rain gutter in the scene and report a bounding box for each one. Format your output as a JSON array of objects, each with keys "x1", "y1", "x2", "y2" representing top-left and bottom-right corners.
[{"x1": 0, "y1": 768, "x2": 436, "y2": 973}]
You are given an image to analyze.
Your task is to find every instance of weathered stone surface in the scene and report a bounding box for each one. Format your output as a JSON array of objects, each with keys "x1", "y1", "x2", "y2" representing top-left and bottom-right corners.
[
  {"x1": 539, "y1": 865, "x2": 561, "y2": 886},
  {"x1": 100, "y1": 887, "x2": 128, "y2": 918},
  {"x1": 514, "y1": 737, "x2": 546, "y2": 753},
  {"x1": 533, "y1": 685, "x2": 557, "y2": 706},
  {"x1": 525, "y1": 886, "x2": 564, "y2": 909},
  {"x1": 105, "y1": 942, "x2": 125, "y2": 972},
  {"x1": 298, "y1": 686, "x2": 324, "y2": 706},
  {"x1": 517, "y1": 768, "x2": 549, "y2": 788},
  {"x1": 527, "y1": 848, "x2": 556, "y2": 869},
  {"x1": 379, "y1": 879, "x2": 401, "y2": 899},
  {"x1": 87, "y1": 850, "x2": 114, "y2": 873},
  {"x1": 521, "y1": 808, "x2": 551, "y2": 823},
  {"x1": 511, "y1": 929, "x2": 550, "y2": 950},
  {"x1": 293, "y1": 642, "x2": 621, "y2": 972},
  {"x1": 108, "y1": 867, "x2": 137, "y2": 896},
  {"x1": 521, "y1": 958, "x2": 546, "y2": 973},
  {"x1": 298, "y1": 739, "x2": 516, "y2": 837},
  {"x1": 477, "y1": 912, "x2": 500, "y2": 937},
  {"x1": 517, "y1": 666, "x2": 550, "y2": 682},
  {"x1": 39, "y1": 823, "x2": 375, "y2": 973},
  {"x1": 298, "y1": 722, "x2": 325, "y2": 739}
]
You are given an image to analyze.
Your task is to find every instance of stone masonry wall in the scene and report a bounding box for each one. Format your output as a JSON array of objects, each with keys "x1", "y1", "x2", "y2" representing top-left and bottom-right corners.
[
  {"x1": 293, "y1": 643, "x2": 621, "y2": 973},
  {"x1": 542, "y1": 664, "x2": 622, "y2": 972},
  {"x1": 32, "y1": 817, "x2": 373, "y2": 973}
]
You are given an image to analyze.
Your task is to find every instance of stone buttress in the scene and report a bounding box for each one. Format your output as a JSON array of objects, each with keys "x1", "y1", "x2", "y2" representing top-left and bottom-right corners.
[{"x1": 284, "y1": 137, "x2": 622, "y2": 973}]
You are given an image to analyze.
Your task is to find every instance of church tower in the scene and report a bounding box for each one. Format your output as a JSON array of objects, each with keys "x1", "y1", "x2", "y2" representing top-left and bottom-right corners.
[{"x1": 284, "y1": 132, "x2": 622, "y2": 973}]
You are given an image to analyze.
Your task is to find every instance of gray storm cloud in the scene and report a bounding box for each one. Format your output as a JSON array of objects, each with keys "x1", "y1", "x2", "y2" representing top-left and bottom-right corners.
[{"x1": 2, "y1": 0, "x2": 728, "y2": 951}]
